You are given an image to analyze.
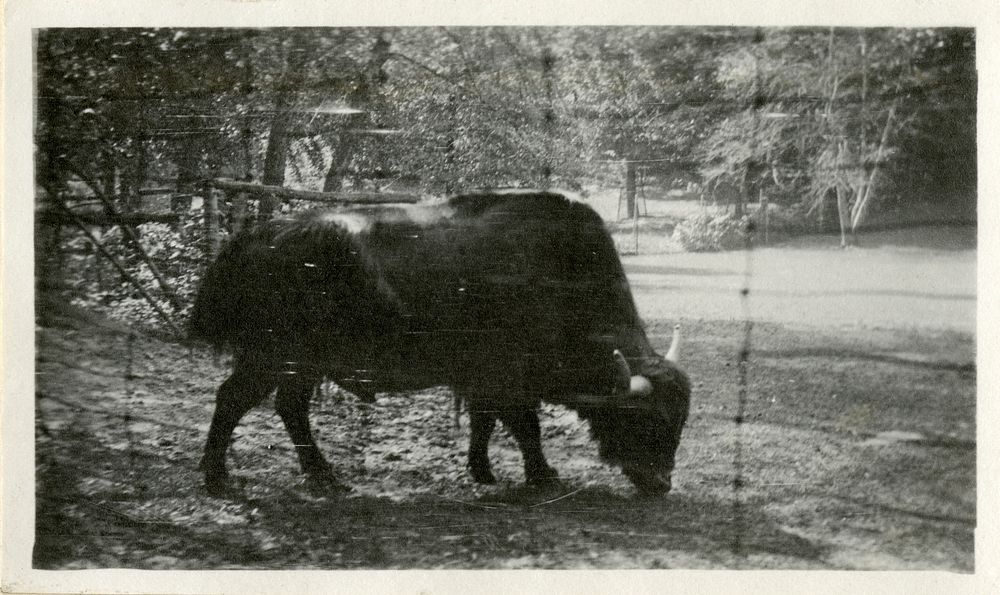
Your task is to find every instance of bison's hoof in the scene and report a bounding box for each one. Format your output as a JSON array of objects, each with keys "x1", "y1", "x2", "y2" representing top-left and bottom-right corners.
[
  {"x1": 628, "y1": 474, "x2": 671, "y2": 498},
  {"x1": 304, "y1": 473, "x2": 352, "y2": 496},
  {"x1": 469, "y1": 466, "x2": 497, "y2": 485},
  {"x1": 635, "y1": 484, "x2": 670, "y2": 498},
  {"x1": 526, "y1": 466, "x2": 560, "y2": 487},
  {"x1": 204, "y1": 475, "x2": 246, "y2": 499}
]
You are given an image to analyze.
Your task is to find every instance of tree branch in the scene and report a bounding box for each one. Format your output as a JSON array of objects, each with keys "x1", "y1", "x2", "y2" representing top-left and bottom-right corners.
[
  {"x1": 51, "y1": 196, "x2": 180, "y2": 335},
  {"x1": 851, "y1": 104, "x2": 896, "y2": 232},
  {"x1": 56, "y1": 157, "x2": 186, "y2": 312}
]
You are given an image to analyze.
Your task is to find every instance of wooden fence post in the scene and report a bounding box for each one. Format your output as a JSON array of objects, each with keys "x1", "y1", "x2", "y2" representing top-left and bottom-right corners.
[
  {"x1": 625, "y1": 161, "x2": 637, "y2": 219},
  {"x1": 761, "y1": 193, "x2": 769, "y2": 245},
  {"x1": 633, "y1": 190, "x2": 640, "y2": 255},
  {"x1": 232, "y1": 188, "x2": 248, "y2": 235}
]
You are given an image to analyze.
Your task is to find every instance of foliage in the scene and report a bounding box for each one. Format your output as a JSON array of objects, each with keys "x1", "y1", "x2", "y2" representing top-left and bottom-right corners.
[
  {"x1": 34, "y1": 27, "x2": 976, "y2": 328},
  {"x1": 36, "y1": 26, "x2": 975, "y2": 209},
  {"x1": 673, "y1": 212, "x2": 750, "y2": 252},
  {"x1": 37, "y1": 27, "x2": 976, "y2": 196},
  {"x1": 62, "y1": 217, "x2": 210, "y2": 327},
  {"x1": 697, "y1": 28, "x2": 975, "y2": 241}
]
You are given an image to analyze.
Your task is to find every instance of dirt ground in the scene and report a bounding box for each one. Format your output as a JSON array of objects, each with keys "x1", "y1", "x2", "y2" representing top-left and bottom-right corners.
[{"x1": 34, "y1": 227, "x2": 976, "y2": 570}]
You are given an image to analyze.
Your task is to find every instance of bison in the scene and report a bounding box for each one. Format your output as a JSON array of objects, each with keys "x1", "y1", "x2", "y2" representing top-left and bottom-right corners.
[{"x1": 190, "y1": 190, "x2": 690, "y2": 496}]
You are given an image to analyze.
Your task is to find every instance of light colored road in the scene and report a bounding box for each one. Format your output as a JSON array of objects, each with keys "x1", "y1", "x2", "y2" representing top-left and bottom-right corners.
[{"x1": 624, "y1": 239, "x2": 976, "y2": 333}]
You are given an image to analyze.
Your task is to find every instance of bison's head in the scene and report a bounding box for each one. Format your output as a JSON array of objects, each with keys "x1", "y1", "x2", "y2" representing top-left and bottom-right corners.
[{"x1": 569, "y1": 328, "x2": 691, "y2": 496}]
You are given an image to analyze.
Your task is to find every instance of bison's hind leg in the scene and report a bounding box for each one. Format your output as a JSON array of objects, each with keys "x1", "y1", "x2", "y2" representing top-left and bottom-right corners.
[
  {"x1": 498, "y1": 410, "x2": 559, "y2": 486},
  {"x1": 201, "y1": 364, "x2": 275, "y2": 497},
  {"x1": 275, "y1": 373, "x2": 350, "y2": 494},
  {"x1": 468, "y1": 411, "x2": 498, "y2": 484},
  {"x1": 467, "y1": 405, "x2": 560, "y2": 487}
]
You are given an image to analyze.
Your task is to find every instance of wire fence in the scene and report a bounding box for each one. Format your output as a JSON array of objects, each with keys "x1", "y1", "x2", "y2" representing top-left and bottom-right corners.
[{"x1": 30, "y1": 28, "x2": 977, "y2": 570}]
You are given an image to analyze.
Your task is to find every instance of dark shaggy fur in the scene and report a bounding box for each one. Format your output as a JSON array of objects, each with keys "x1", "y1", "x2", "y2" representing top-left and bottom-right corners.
[{"x1": 191, "y1": 191, "x2": 691, "y2": 496}]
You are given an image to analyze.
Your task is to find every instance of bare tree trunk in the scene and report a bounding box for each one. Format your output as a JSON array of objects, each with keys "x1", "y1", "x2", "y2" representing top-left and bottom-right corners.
[
  {"x1": 260, "y1": 106, "x2": 290, "y2": 220},
  {"x1": 260, "y1": 43, "x2": 310, "y2": 219},
  {"x1": 836, "y1": 186, "x2": 852, "y2": 248},
  {"x1": 824, "y1": 28, "x2": 840, "y2": 121},
  {"x1": 852, "y1": 29, "x2": 870, "y2": 237},
  {"x1": 323, "y1": 34, "x2": 391, "y2": 193},
  {"x1": 262, "y1": 115, "x2": 290, "y2": 189},
  {"x1": 735, "y1": 166, "x2": 747, "y2": 219},
  {"x1": 123, "y1": 136, "x2": 149, "y2": 214},
  {"x1": 323, "y1": 128, "x2": 360, "y2": 192},
  {"x1": 238, "y1": 95, "x2": 254, "y2": 230},
  {"x1": 231, "y1": 190, "x2": 248, "y2": 235},
  {"x1": 817, "y1": 190, "x2": 826, "y2": 231},
  {"x1": 851, "y1": 105, "x2": 896, "y2": 233},
  {"x1": 38, "y1": 182, "x2": 67, "y2": 291},
  {"x1": 834, "y1": 141, "x2": 854, "y2": 247},
  {"x1": 240, "y1": 42, "x2": 256, "y2": 183},
  {"x1": 173, "y1": 145, "x2": 199, "y2": 214},
  {"x1": 859, "y1": 29, "x2": 869, "y2": 155}
]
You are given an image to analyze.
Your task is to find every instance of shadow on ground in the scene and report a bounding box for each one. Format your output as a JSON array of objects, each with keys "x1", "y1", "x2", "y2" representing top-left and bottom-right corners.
[{"x1": 36, "y1": 426, "x2": 827, "y2": 570}]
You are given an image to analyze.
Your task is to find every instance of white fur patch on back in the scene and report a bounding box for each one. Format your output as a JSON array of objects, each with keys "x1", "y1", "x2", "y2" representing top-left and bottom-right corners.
[
  {"x1": 398, "y1": 203, "x2": 455, "y2": 226},
  {"x1": 317, "y1": 211, "x2": 373, "y2": 235}
]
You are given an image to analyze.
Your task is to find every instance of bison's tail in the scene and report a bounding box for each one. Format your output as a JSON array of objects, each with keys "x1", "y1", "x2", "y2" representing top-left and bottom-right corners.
[{"x1": 188, "y1": 232, "x2": 248, "y2": 350}]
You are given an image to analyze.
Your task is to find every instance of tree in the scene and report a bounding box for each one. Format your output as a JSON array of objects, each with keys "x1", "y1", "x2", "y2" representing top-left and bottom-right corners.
[
  {"x1": 379, "y1": 27, "x2": 586, "y2": 192},
  {"x1": 36, "y1": 29, "x2": 250, "y2": 209},
  {"x1": 36, "y1": 27, "x2": 975, "y2": 251},
  {"x1": 696, "y1": 27, "x2": 975, "y2": 245}
]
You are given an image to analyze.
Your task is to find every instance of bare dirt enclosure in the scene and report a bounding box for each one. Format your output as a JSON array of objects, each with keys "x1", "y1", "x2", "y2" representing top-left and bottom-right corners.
[{"x1": 34, "y1": 229, "x2": 975, "y2": 570}]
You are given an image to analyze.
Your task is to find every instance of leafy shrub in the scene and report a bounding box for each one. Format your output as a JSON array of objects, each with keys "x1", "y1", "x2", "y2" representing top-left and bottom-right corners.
[
  {"x1": 60, "y1": 215, "x2": 214, "y2": 329},
  {"x1": 673, "y1": 212, "x2": 751, "y2": 252}
]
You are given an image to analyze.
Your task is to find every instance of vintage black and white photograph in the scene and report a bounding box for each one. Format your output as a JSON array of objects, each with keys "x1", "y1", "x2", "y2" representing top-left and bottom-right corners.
[{"x1": 4, "y1": 1, "x2": 992, "y2": 589}]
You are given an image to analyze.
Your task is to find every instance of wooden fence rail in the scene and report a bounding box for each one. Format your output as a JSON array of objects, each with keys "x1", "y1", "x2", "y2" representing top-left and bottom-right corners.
[
  {"x1": 199, "y1": 179, "x2": 421, "y2": 205},
  {"x1": 37, "y1": 211, "x2": 180, "y2": 227},
  {"x1": 196, "y1": 179, "x2": 423, "y2": 258},
  {"x1": 38, "y1": 181, "x2": 423, "y2": 321}
]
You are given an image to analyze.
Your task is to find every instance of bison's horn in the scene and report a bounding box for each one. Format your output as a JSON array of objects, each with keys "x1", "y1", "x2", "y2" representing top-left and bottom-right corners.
[
  {"x1": 666, "y1": 324, "x2": 681, "y2": 364},
  {"x1": 612, "y1": 349, "x2": 631, "y2": 394}
]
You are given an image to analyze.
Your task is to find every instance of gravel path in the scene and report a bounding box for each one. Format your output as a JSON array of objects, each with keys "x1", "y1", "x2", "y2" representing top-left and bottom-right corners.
[{"x1": 624, "y1": 236, "x2": 976, "y2": 333}]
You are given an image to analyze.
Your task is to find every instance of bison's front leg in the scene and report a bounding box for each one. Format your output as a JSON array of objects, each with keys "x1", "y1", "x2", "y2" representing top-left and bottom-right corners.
[
  {"x1": 275, "y1": 374, "x2": 348, "y2": 493},
  {"x1": 498, "y1": 410, "x2": 559, "y2": 486},
  {"x1": 201, "y1": 364, "x2": 275, "y2": 496}
]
